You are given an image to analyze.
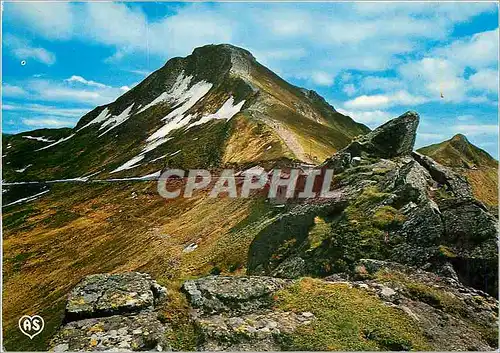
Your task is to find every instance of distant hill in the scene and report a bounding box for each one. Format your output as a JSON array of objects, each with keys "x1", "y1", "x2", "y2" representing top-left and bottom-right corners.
[{"x1": 418, "y1": 134, "x2": 498, "y2": 207}]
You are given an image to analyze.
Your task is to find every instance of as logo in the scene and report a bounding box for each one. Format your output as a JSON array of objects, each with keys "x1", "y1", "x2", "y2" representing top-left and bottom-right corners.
[{"x1": 18, "y1": 315, "x2": 44, "y2": 339}]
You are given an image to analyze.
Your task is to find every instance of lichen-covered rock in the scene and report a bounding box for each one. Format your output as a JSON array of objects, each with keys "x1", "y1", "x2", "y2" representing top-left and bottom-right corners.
[
  {"x1": 50, "y1": 313, "x2": 170, "y2": 352},
  {"x1": 182, "y1": 276, "x2": 291, "y2": 315},
  {"x1": 50, "y1": 272, "x2": 169, "y2": 352},
  {"x1": 182, "y1": 276, "x2": 312, "y2": 351},
  {"x1": 66, "y1": 272, "x2": 166, "y2": 321},
  {"x1": 196, "y1": 311, "x2": 315, "y2": 351},
  {"x1": 271, "y1": 256, "x2": 307, "y2": 278}
]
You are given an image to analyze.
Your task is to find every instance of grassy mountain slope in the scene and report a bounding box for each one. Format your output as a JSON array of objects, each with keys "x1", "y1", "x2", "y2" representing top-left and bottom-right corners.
[
  {"x1": 418, "y1": 134, "x2": 498, "y2": 207},
  {"x1": 2, "y1": 181, "x2": 279, "y2": 350}
]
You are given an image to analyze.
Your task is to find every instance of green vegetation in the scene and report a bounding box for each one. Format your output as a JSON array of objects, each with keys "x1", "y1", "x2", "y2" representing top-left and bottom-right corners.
[
  {"x1": 42, "y1": 210, "x2": 81, "y2": 228},
  {"x1": 438, "y1": 245, "x2": 457, "y2": 259},
  {"x1": 274, "y1": 278, "x2": 429, "y2": 351},
  {"x1": 323, "y1": 187, "x2": 405, "y2": 272},
  {"x1": 307, "y1": 216, "x2": 331, "y2": 250},
  {"x1": 374, "y1": 269, "x2": 498, "y2": 347},
  {"x1": 158, "y1": 282, "x2": 198, "y2": 351}
]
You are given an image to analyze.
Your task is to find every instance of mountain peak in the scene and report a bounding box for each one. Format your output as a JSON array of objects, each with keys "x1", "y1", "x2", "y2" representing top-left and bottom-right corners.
[
  {"x1": 191, "y1": 43, "x2": 256, "y2": 61},
  {"x1": 451, "y1": 133, "x2": 469, "y2": 144}
]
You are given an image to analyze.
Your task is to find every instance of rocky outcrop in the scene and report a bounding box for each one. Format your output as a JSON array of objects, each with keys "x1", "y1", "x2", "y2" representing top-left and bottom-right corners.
[
  {"x1": 247, "y1": 112, "x2": 498, "y2": 297},
  {"x1": 182, "y1": 276, "x2": 290, "y2": 315},
  {"x1": 182, "y1": 276, "x2": 313, "y2": 351},
  {"x1": 412, "y1": 151, "x2": 473, "y2": 198},
  {"x1": 50, "y1": 272, "x2": 169, "y2": 352},
  {"x1": 345, "y1": 259, "x2": 497, "y2": 350},
  {"x1": 51, "y1": 270, "x2": 497, "y2": 351},
  {"x1": 345, "y1": 111, "x2": 419, "y2": 159}
]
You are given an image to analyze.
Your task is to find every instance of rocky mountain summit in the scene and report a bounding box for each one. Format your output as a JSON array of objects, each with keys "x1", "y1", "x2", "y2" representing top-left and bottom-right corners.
[{"x1": 45, "y1": 111, "x2": 498, "y2": 352}]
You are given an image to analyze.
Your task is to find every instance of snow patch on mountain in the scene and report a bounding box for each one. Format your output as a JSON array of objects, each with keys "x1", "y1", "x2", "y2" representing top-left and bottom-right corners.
[
  {"x1": 36, "y1": 134, "x2": 76, "y2": 151},
  {"x1": 111, "y1": 154, "x2": 145, "y2": 174},
  {"x1": 3, "y1": 189, "x2": 50, "y2": 208},
  {"x1": 142, "y1": 137, "x2": 173, "y2": 154},
  {"x1": 77, "y1": 107, "x2": 111, "y2": 132},
  {"x1": 15, "y1": 164, "x2": 32, "y2": 173},
  {"x1": 189, "y1": 97, "x2": 245, "y2": 128},
  {"x1": 137, "y1": 72, "x2": 196, "y2": 115},
  {"x1": 98, "y1": 104, "x2": 135, "y2": 137},
  {"x1": 146, "y1": 78, "x2": 213, "y2": 142},
  {"x1": 22, "y1": 136, "x2": 55, "y2": 143},
  {"x1": 149, "y1": 154, "x2": 167, "y2": 163}
]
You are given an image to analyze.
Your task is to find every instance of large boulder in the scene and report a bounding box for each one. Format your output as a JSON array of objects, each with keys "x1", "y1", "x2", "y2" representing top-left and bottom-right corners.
[
  {"x1": 182, "y1": 276, "x2": 312, "y2": 351},
  {"x1": 50, "y1": 272, "x2": 168, "y2": 352},
  {"x1": 182, "y1": 276, "x2": 290, "y2": 315},
  {"x1": 345, "y1": 111, "x2": 419, "y2": 158}
]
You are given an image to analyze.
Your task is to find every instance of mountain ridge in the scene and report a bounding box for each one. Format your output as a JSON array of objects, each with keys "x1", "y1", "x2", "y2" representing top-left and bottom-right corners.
[{"x1": 3, "y1": 44, "x2": 368, "y2": 183}]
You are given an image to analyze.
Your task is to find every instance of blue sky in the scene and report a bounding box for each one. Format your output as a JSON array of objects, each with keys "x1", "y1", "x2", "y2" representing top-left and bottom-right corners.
[{"x1": 2, "y1": 2, "x2": 499, "y2": 157}]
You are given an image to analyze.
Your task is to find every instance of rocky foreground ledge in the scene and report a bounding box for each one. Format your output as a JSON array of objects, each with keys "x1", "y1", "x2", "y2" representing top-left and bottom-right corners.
[
  {"x1": 50, "y1": 266, "x2": 497, "y2": 351},
  {"x1": 50, "y1": 273, "x2": 169, "y2": 351}
]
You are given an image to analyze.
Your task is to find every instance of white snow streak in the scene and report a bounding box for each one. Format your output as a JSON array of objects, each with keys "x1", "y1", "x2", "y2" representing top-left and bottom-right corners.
[
  {"x1": 137, "y1": 73, "x2": 193, "y2": 114},
  {"x1": 98, "y1": 104, "x2": 135, "y2": 137},
  {"x1": 76, "y1": 107, "x2": 111, "y2": 132},
  {"x1": 110, "y1": 154, "x2": 145, "y2": 174},
  {"x1": 189, "y1": 97, "x2": 245, "y2": 128},
  {"x1": 15, "y1": 164, "x2": 32, "y2": 173},
  {"x1": 3, "y1": 190, "x2": 50, "y2": 208},
  {"x1": 22, "y1": 136, "x2": 54, "y2": 143},
  {"x1": 36, "y1": 134, "x2": 75, "y2": 151},
  {"x1": 146, "y1": 80, "x2": 213, "y2": 142}
]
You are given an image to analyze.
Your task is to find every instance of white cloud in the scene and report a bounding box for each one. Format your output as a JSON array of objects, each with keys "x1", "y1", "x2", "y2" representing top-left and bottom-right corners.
[
  {"x1": 10, "y1": 78, "x2": 125, "y2": 106},
  {"x1": 399, "y1": 57, "x2": 467, "y2": 101},
  {"x1": 468, "y1": 69, "x2": 499, "y2": 94},
  {"x1": 6, "y1": 1, "x2": 495, "y2": 74},
  {"x1": 342, "y1": 84, "x2": 357, "y2": 96},
  {"x1": 120, "y1": 86, "x2": 131, "y2": 92},
  {"x1": 64, "y1": 75, "x2": 109, "y2": 88},
  {"x1": 434, "y1": 28, "x2": 499, "y2": 70},
  {"x1": 2, "y1": 84, "x2": 27, "y2": 97},
  {"x1": 344, "y1": 90, "x2": 428, "y2": 110},
  {"x1": 310, "y1": 71, "x2": 334, "y2": 86},
  {"x1": 13, "y1": 47, "x2": 56, "y2": 65},
  {"x1": 361, "y1": 76, "x2": 402, "y2": 92},
  {"x1": 6, "y1": 2, "x2": 74, "y2": 39},
  {"x1": 2, "y1": 103, "x2": 88, "y2": 118},
  {"x1": 3, "y1": 34, "x2": 56, "y2": 65},
  {"x1": 337, "y1": 108, "x2": 393, "y2": 126},
  {"x1": 345, "y1": 95, "x2": 390, "y2": 109},
  {"x1": 22, "y1": 117, "x2": 77, "y2": 128}
]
